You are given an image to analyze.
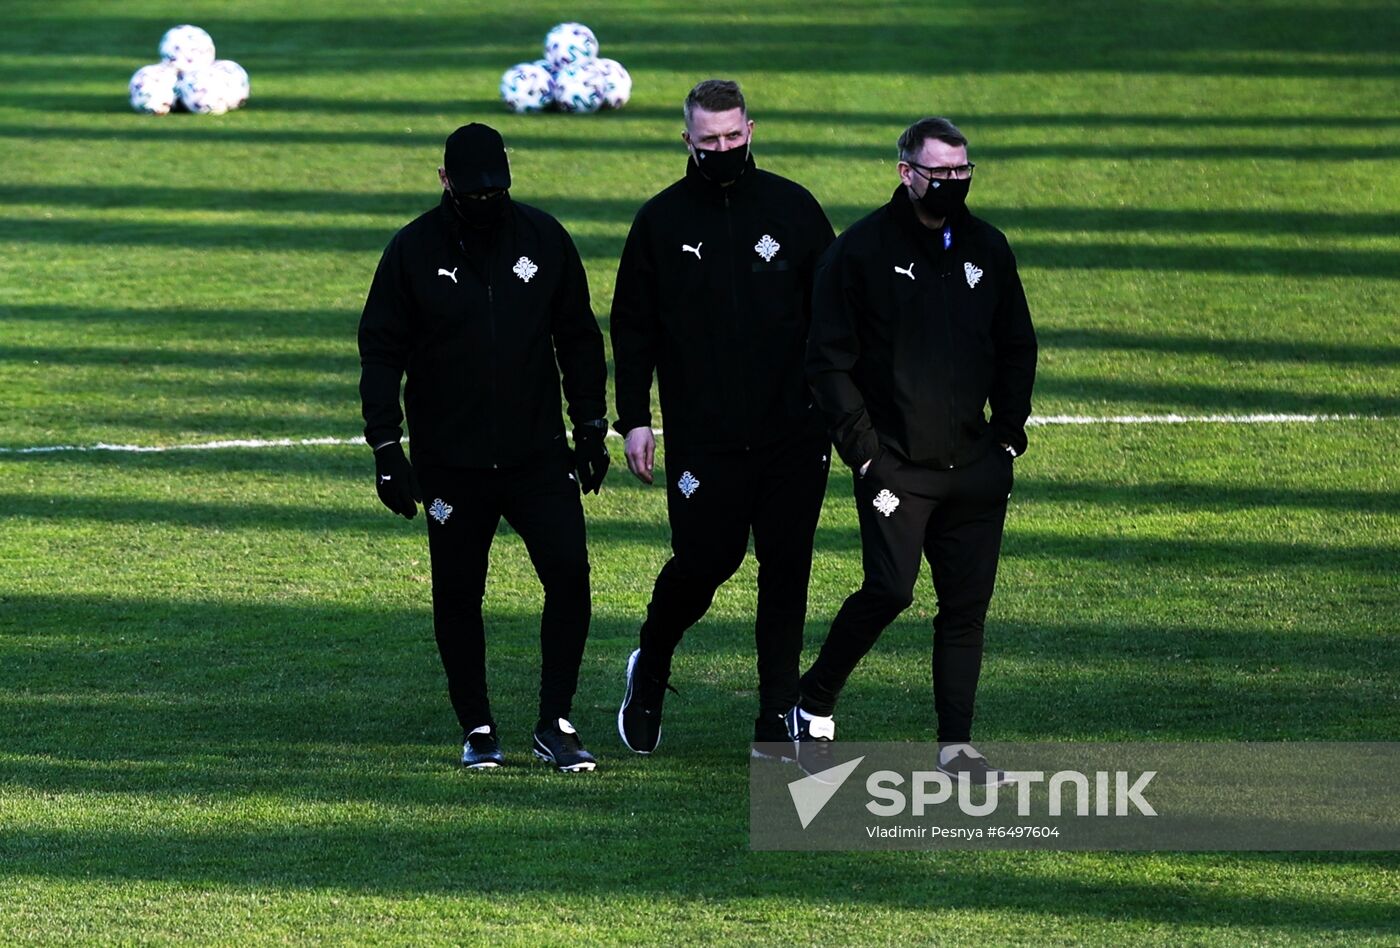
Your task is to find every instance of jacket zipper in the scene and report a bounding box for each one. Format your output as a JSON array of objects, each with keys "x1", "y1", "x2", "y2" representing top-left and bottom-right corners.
[
  {"x1": 938, "y1": 265, "x2": 955, "y2": 468},
  {"x1": 487, "y1": 272, "x2": 498, "y2": 469},
  {"x1": 723, "y1": 191, "x2": 748, "y2": 451}
]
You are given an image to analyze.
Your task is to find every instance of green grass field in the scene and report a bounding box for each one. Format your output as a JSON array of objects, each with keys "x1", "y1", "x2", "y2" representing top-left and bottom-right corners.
[{"x1": 2, "y1": 0, "x2": 1398, "y2": 943}]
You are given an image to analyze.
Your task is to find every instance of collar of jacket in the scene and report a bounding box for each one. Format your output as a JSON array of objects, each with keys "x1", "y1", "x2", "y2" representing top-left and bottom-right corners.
[
  {"x1": 682, "y1": 151, "x2": 758, "y2": 204},
  {"x1": 436, "y1": 190, "x2": 513, "y2": 254},
  {"x1": 886, "y1": 183, "x2": 970, "y2": 245}
]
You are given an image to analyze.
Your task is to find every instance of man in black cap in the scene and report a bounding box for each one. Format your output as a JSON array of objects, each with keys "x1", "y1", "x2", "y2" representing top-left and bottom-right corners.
[
  {"x1": 611, "y1": 79, "x2": 836, "y2": 756},
  {"x1": 358, "y1": 123, "x2": 611, "y2": 773}
]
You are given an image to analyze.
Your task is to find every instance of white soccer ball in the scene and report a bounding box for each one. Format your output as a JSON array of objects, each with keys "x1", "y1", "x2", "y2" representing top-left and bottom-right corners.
[
  {"x1": 129, "y1": 62, "x2": 180, "y2": 115},
  {"x1": 176, "y1": 60, "x2": 248, "y2": 115},
  {"x1": 592, "y1": 58, "x2": 632, "y2": 109},
  {"x1": 208, "y1": 59, "x2": 250, "y2": 109},
  {"x1": 500, "y1": 62, "x2": 553, "y2": 113},
  {"x1": 544, "y1": 22, "x2": 598, "y2": 70},
  {"x1": 551, "y1": 60, "x2": 604, "y2": 114},
  {"x1": 158, "y1": 25, "x2": 216, "y2": 74}
]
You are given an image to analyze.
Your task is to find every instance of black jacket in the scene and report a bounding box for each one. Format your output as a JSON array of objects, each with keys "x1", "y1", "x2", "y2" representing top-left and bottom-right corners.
[
  {"x1": 807, "y1": 186, "x2": 1037, "y2": 471},
  {"x1": 610, "y1": 155, "x2": 835, "y2": 451},
  {"x1": 358, "y1": 195, "x2": 606, "y2": 468}
]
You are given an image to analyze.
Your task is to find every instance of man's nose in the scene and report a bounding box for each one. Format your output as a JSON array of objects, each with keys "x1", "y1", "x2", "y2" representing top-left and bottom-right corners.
[{"x1": 715, "y1": 139, "x2": 734, "y2": 152}]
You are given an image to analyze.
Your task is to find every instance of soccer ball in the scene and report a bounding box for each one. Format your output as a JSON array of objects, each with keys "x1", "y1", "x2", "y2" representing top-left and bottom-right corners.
[
  {"x1": 128, "y1": 62, "x2": 180, "y2": 115},
  {"x1": 176, "y1": 60, "x2": 248, "y2": 115},
  {"x1": 158, "y1": 25, "x2": 216, "y2": 74},
  {"x1": 500, "y1": 62, "x2": 553, "y2": 113},
  {"x1": 544, "y1": 22, "x2": 597, "y2": 70},
  {"x1": 592, "y1": 58, "x2": 632, "y2": 109},
  {"x1": 551, "y1": 60, "x2": 604, "y2": 114},
  {"x1": 207, "y1": 59, "x2": 250, "y2": 109}
]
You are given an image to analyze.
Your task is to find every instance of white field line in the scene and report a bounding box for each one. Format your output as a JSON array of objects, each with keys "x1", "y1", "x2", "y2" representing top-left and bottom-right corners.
[{"x1": 0, "y1": 414, "x2": 1390, "y2": 455}]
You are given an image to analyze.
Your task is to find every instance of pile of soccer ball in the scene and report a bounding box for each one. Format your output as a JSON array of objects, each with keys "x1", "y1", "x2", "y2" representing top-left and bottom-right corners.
[
  {"x1": 128, "y1": 25, "x2": 250, "y2": 116},
  {"x1": 499, "y1": 22, "x2": 631, "y2": 115}
]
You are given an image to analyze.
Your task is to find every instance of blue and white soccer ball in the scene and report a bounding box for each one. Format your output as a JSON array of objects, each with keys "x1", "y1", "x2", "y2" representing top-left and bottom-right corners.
[
  {"x1": 544, "y1": 22, "x2": 598, "y2": 70},
  {"x1": 158, "y1": 25, "x2": 216, "y2": 74},
  {"x1": 176, "y1": 59, "x2": 248, "y2": 115},
  {"x1": 500, "y1": 62, "x2": 554, "y2": 113},
  {"x1": 128, "y1": 62, "x2": 180, "y2": 115},
  {"x1": 592, "y1": 58, "x2": 632, "y2": 110},
  {"x1": 551, "y1": 60, "x2": 604, "y2": 114}
]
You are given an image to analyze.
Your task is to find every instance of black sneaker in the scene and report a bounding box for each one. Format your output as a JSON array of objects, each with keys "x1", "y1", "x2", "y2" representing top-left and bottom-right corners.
[
  {"x1": 751, "y1": 710, "x2": 796, "y2": 762},
  {"x1": 785, "y1": 704, "x2": 837, "y2": 778},
  {"x1": 617, "y1": 648, "x2": 676, "y2": 754},
  {"x1": 937, "y1": 743, "x2": 1014, "y2": 788},
  {"x1": 461, "y1": 724, "x2": 504, "y2": 769},
  {"x1": 532, "y1": 717, "x2": 597, "y2": 773}
]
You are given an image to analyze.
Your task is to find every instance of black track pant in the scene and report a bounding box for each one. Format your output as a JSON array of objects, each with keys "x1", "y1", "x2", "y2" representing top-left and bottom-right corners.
[
  {"x1": 800, "y1": 445, "x2": 1013, "y2": 741},
  {"x1": 637, "y1": 434, "x2": 830, "y2": 714},
  {"x1": 417, "y1": 448, "x2": 590, "y2": 732}
]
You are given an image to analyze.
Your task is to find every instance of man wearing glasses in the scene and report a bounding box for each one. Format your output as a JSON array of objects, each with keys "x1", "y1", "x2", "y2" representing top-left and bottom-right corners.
[{"x1": 788, "y1": 117, "x2": 1038, "y2": 784}]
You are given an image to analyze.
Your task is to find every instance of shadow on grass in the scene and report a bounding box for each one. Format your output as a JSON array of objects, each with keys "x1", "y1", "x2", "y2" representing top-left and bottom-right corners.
[
  {"x1": 3, "y1": 476, "x2": 1394, "y2": 573},
  {"x1": 8, "y1": 186, "x2": 1400, "y2": 246},
  {"x1": 5, "y1": 122, "x2": 1400, "y2": 167},
  {"x1": 6, "y1": 213, "x2": 1397, "y2": 279},
  {"x1": 1038, "y1": 328, "x2": 1400, "y2": 368}
]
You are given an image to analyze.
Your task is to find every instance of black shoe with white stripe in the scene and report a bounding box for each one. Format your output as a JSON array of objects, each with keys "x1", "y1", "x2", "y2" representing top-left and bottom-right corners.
[
  {"x1": 751, "y1": 711, "x2": 796, "y2": 762},
  {"x1": 785, "y1": 704, "x2": 836, "y2": 778},
  {"x1": 533, "y1": 717, "x2": 597, "y2": 773},
  {"x1": 937, "y1": 743, "x2": 1014, "y2": 788},
  {"x1": 461, "y1": 725, "x2": 504, "y2": 769},
  {"x1": 617, "y1": 648, "x2": 676, "y2": 754}
]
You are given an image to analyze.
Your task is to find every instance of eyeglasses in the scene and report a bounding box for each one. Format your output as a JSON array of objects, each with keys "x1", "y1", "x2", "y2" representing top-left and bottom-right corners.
[{"x1": 908, "y1": 162, "x2": 976, "y2": 180}]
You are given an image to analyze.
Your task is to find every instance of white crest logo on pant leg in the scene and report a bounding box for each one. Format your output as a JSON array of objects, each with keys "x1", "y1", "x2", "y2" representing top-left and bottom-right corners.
[
  {"x1": 428, "y1": 498, "x2": 454, "y2": 523},
  {"x1": 872, "y1": 489, "x2": 900, "y2": 517},
  {"x1": 677, "y1": 471, "x2": 700, "y2": 498},
  {"x1": 964, "y1": 262, "x2": 983, "y2": 288}
]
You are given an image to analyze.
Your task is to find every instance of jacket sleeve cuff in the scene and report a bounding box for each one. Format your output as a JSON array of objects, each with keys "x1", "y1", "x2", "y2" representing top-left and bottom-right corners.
[
  {"x1": 991, "y1": 424, "x2": 1028, "y2": 457},
  {"x1": 613, "y1": 414, "x2": 652, "y2": 437}
]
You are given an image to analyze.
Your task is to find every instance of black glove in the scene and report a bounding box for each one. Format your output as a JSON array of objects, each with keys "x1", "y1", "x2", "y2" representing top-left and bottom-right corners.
[
  {"x1": 373, "y1": 442, "x2": 421, "y2": 519},
  {"x1": 572, "y1": 422, "x2": 611, "y2": 494}
]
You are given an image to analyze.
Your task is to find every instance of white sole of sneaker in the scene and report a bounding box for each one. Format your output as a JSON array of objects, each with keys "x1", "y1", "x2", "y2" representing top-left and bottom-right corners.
[
  {"x1": 463, "y1": 760, "x2": 501, "y2": 770},
  {"x1": 532, "y1": 748, "x2": 596, "y2": 773},
  {"x1": 936, "y1": 764, "x2": 1016, "y2": 789}
]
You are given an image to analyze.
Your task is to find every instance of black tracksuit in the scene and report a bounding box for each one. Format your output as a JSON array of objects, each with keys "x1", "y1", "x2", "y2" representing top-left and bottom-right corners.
[
  {"x1": 358, "y1": 195, "x2": 606, "y2": 732},
  {"x1": 800, "y1": 186, "x2": 1038, "y2": 741},
  {"x1": 610, "y1": 155, "x2": 835, "y2": 713}
]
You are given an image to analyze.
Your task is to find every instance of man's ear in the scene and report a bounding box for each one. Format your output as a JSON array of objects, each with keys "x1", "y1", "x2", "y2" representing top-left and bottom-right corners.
[{"x1": 438, "y1": 166, "x2": 451, "y2": 189}]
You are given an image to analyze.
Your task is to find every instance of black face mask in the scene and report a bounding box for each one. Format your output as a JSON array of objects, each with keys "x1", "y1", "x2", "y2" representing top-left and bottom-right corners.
[
  {"x1": 912, "y1": 173, "x2": 970, "y2": 220},
  {"x1": 693, "y1": 143, "x2": 749, "y2": 185},
  {"x1": 449, "y1": 188, "x2": 509, "y2": 229}
]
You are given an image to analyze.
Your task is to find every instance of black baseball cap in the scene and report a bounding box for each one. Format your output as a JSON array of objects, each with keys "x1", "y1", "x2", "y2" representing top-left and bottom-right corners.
[{"x1": 444, "y1": 123, "x2": 511, "y2": 193}]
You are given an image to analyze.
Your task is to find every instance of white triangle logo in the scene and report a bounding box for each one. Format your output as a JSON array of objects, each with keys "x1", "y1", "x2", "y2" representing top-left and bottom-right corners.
[{"x1": 786, "y1": 756, "x2": 865, "y2": 829}]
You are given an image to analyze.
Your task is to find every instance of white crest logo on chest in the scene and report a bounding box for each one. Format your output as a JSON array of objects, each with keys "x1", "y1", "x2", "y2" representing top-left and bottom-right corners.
[
  {"x1": 513, "y1": 256, "x2": 539, "y2": 282},
  {"x1": 754, "y1": 234, "x2": 780, "y2": 262},
  {"x1": 964, "y1": 262, "x2": 983, "y2": 288}
]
